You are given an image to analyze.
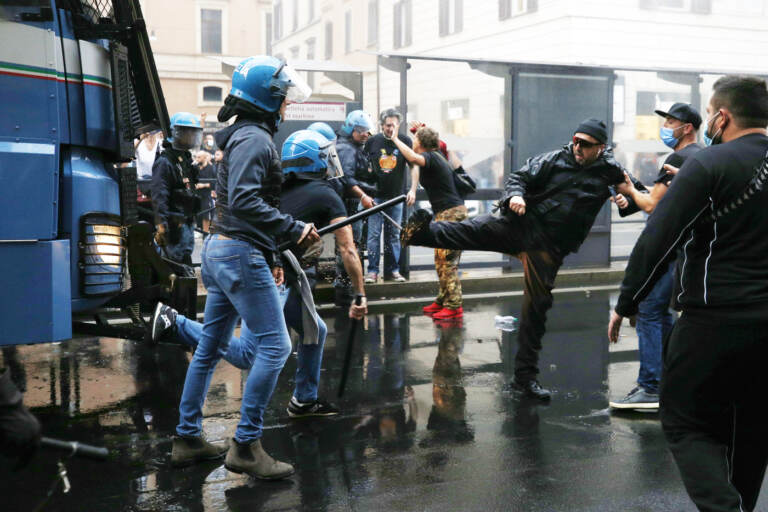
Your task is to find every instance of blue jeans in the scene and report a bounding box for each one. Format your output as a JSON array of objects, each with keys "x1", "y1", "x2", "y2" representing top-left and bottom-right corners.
[
  {"x1": 176, "y1": 235, "x2": 291, "y2": 444},
  {"x1": 164, "y1": 222, "x2": 195, "y2": 264},
  {"x1": 366, "y1": 200, "x2": 403, "y2": 275},
  {"x1": 175, "y1": 284, "x2": 328, "y2": 403},
  {"x1": 635, "y1": 262, "x2": 676, "y2": 394}
]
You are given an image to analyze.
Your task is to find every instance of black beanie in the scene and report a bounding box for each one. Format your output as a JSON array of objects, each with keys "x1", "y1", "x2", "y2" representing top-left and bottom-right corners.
[{"x1": 574, "y1": 118, "x2": 607, "y2": 144}]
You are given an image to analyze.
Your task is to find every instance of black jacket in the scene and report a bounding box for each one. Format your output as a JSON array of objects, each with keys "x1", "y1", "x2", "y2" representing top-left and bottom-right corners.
[
  {"x1": 616, "y1": 133, "x2": 768, "y2": 320},
  {"x1": 336, "y1": 133, "x2": 375, "y2": 186},
  {"x1": 150, "y1": 143, "x2": 199, "y2": 226},
  {"x1": 211, "y1": 120, "x2": 305, "y2": 262},
  {"x1": 502, "y1": 144, "x2": 626, "y2": 254}
]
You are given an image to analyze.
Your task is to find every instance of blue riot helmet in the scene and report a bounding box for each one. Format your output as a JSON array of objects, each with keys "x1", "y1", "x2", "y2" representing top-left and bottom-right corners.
[
  {"x1": 169, "y1": 112, "x2": 203, "y2": 151},
  {"x1": 307, "y1": 122, "x2": 343, "y2": 178},
  {"x1": 281, "y1": 130, "x2": 335, "y2": 181},
  {"x1": 230, "y1": 56, "x2": 312, "y2": 113},
  {"x1": 307, "y1": 122, "x2": 337, "y2": 141},
  {"x1": 340, "y1": 110, "x2": 374, "y2": 136}
]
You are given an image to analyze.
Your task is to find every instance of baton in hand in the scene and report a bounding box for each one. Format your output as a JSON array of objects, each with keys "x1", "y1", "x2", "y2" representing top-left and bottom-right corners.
[
  {"x1": 338, "y1": 294, "x2": 364, "y2": 398},
  {"x1": 278, "y1": 194, "x2": 407, "y2": 251}
]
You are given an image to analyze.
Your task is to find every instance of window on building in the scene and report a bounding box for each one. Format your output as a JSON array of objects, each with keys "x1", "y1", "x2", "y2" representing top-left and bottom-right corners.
[
  {"x1": 265, "y1": 13, "x2": 273, "y2": 55},
  {"x1": 274, "y1": 1, "x2": 283, "y2": 40},
  {"x1": 345, "y1": 10, "x2": 352, "y2": 53},
  {"x1": 439, "y1": 0, "x2": 463, "y2": 36},
  {"x1": 308, "y1": 0, "x2": 315, "y2": 21},
  {"x1": 290, "y1": 46, "x2": 299, "y2": 60},
  {"x1": 201, "y1": 8, "x2": 222, "y2": 54},
  {"x1": 367, "y1": 0, "x2": 379, "y2": 46},
  {"x1": 393, "y1": 0, "x2": 412, "y2": 49},
  {"x1": 203, "y1": 86, "x2": 223, "y2": 103},
  {"x1": 325, "y1": 21, "x2": 333, "y2": 59},
  {"x1": 306, "y1": 37, "x2": 316, "y2": 88},
  {"x1": 292, "y1": 0, "x2": 298, "y2": 32},
  {"x1": 499, "y1": 0, "x2": 537, "y2": 19}
]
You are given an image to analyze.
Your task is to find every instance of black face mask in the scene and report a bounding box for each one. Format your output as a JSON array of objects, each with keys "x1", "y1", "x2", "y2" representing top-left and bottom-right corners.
[{"x1": 217, "y1": 95, "x2": 280, "y2": 133}]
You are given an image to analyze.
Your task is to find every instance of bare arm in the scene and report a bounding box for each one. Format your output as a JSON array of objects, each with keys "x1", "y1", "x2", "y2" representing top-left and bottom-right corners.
[
  {"x1": 627, "y1": 182, "x2": 668, "y2": 214},
  {"x1": 390, "y1": 130, "x2": 426, "y2": 167},
  {"x1": 332, "y1": 219, "x2": 368, "y2": 318},
  {"x1": 407, "y1": 165, "x2": 420, "y2": 206}
]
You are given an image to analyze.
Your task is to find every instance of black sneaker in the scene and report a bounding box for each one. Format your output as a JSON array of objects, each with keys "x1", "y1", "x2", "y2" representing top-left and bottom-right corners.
[
  {"x1": 509, "y1": 378, "x2": 551, "y2": 401},
  {"x1": 151, "y1": 302, "x2": 178, "y2": 342},
  {"x1": 287, "y1": 397, "x2": 340, "y2": 418},
  {"x1": 400, "y1": 208, "x2": 433, "y2": 247}
]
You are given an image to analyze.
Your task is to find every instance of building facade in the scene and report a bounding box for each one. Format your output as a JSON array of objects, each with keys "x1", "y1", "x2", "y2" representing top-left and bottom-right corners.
[{"x1": 140, "y1": 0, "x2": 273, "y2": 128}]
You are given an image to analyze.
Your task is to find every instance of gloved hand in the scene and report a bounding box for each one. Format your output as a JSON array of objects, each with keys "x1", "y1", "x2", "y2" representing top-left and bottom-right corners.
[
  {"x1": 155, "y1": 223, "x2": 168, "y2": 246},
  {"x1": 0, "y1": 369, "x2": 41, "y2": 469}
]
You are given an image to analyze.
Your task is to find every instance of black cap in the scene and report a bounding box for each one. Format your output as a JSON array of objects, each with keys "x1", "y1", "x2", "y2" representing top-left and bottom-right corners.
[
  {"x1": 654, "y1": 103, "x2": 702, "y2": 130},
  {"x1": 574, "y1": 118, "x2": 607, "y2": 144}
]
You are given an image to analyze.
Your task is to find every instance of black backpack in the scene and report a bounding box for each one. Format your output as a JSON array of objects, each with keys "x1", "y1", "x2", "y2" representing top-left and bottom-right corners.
[
  {"x1": 453, "y1": 165, "x2": 476, "y2": 197},
  {"x1": 433, "y1": 152, "x2": 476, "y2": 197}
]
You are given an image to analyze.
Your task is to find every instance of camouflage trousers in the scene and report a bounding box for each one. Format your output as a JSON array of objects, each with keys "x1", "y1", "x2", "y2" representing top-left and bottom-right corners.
[{"x1": 434, "y1": 205, "x2": 468, "y2": 309}]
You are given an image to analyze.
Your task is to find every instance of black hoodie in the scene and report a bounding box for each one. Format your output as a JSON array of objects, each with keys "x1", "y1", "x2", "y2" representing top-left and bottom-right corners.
[{"x1": 211, "y1": 119, "x2": 305, "y2": 262}]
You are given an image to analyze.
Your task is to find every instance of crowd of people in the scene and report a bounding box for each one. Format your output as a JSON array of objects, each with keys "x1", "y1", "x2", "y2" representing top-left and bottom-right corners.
[{"x1": 3, "y1": 51, "x2": 768, "y2": 510}]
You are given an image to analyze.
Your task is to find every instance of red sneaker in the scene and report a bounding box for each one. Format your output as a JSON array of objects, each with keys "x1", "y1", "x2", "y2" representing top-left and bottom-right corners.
[
  {"x1": 422, "y1": 302, "x2": 443, "y2": 314},
  {"x1": 432, "y1": 307, "x2": 463, "y2": 319}
]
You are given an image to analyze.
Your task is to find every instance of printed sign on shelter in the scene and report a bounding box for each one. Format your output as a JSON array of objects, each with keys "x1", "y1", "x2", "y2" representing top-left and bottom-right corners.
[{"x1": 284, "y1": 102, "x2": 347, "y2": 121}]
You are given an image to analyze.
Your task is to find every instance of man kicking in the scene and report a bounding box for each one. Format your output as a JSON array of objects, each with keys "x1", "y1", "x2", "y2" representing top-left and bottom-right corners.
[{"x1": 401, "y1": 118, "x2": 632, "y2": 400}]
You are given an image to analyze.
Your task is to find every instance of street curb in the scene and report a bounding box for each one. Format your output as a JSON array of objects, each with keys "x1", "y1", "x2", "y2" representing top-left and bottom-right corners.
[{"x1": 311, "y1": 266, "x2": 625, "y2": 302}]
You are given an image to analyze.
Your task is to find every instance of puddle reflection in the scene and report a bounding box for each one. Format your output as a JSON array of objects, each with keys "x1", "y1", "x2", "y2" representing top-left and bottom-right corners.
[{"x1": 1, "y1": 290, "x2": 694, "y2": 511}]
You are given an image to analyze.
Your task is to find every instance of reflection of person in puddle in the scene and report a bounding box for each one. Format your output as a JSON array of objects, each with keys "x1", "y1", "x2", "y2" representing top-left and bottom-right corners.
[
  {"x1": 425, "y1": 320, "x2": 474, "y2": 445},
  {"x1": 353, "y1": 385, "x2": 416, "y2": 451}
]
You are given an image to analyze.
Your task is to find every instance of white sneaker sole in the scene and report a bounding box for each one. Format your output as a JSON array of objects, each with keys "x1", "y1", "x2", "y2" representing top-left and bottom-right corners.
[
  {"x1": 151, "y1": 302, "x2": 165, "y2": 341},
  {"x1": 609, "y1": 401, "x2": 659, "y2": 410}
]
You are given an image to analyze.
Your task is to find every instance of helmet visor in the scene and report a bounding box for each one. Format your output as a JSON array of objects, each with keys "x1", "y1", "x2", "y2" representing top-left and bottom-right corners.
[
  {"x1": 326, "y1": 144, "x2": 344, "y2": 180},
  {"x1": 282, "y1": 65, "x2": 312, "y2": 104},
  {"x1": 171, "y1": 126, "x2": 203, "y2": 151}
]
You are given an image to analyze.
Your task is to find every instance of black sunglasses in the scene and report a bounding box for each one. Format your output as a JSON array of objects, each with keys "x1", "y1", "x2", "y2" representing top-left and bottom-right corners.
[{"x1": 573, "y1": 137, "x2": 599, "y2": 149}]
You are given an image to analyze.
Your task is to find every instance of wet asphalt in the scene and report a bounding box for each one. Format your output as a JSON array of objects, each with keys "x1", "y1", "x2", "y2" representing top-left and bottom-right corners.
[{"x1": 1, "y1": 290, "x2": 766, "y2": 511}]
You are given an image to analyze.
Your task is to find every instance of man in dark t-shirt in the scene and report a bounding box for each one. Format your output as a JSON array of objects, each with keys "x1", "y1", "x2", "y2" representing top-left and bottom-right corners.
[
  {"x1": 609, "y1": 103, "x2": 702, "y2": 411},
  {"x1": 362, "y1": 108, "x2": 419, "y2": 283}
]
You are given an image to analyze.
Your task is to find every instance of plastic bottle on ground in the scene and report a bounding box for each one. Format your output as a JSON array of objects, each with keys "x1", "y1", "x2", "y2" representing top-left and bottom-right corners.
[{"x1": 494, "y1": 315, "x2": 518, "y2": 332}]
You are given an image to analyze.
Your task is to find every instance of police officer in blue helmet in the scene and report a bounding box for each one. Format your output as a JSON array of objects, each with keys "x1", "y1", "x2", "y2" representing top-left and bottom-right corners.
[
  {"x1": 308, "y1": 121, "x2": 376, "y2": 204},
  {"x1": 279, "y1": 130, "x2": 368, "y2": 326},
  {"x1": 333, "y1": 110, "x2": 377, "y2": 304},
  {"x1": 171, "y1": 56, "x2": 319, "y2": 480},
  {"x1": 156, "y1": 130, "x2": 367, "y2": 429},
  {"x1": 151, "y1": 112, "x2": 203, "y2": 265}
]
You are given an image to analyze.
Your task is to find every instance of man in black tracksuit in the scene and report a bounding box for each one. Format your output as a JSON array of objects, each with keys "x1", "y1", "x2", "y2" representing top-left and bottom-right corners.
[
  {"x1": 609, "y1": 75, "x2": 768, "y2": 512},
  {"x1": 403, "y1": 119, "x2": 633, "y2": 400}
]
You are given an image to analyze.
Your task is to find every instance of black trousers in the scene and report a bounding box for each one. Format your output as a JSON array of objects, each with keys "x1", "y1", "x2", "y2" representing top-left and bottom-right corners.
[
  {"x1": 661, "y1": 313, "x2": 768, "y2": 512},
  {"x1": 414, "y1": 213, "x2": 563, "y2": 381}
]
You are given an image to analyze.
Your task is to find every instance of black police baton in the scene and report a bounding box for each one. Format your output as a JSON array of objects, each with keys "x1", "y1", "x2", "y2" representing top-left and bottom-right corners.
[
  {"x1": 338, "y1": 294, "x2": 364, "y2": 398},
  {"x1": 278, "y1": 194, "x2": 406, "y2": 251}
]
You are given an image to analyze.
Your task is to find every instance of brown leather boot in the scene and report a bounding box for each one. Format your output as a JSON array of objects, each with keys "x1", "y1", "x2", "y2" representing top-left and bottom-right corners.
[
  {"x1": 224, "y1": 438, "x2": 294, "y2": 480},
  {"x1": 170, "y1": 435, "x2": 227, "y2": 467}
]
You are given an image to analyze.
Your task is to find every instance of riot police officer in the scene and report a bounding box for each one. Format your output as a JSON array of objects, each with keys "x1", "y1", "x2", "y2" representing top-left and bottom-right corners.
[
  {"x1": 172, "y1": 56, "x2": 318, "y2": 480},
  {"x1": 151, "y1": 112, "x2": 203, "y2": 265}
]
